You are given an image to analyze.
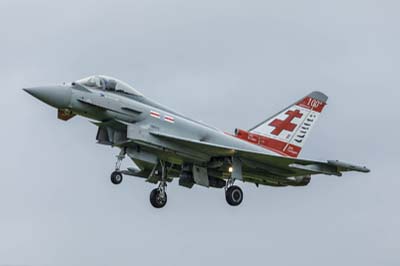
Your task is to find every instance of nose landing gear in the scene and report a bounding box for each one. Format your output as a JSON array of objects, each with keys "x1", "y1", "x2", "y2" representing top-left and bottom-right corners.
[{"x1": 110, "y1": 148, "x2": 126, "y2": 185}]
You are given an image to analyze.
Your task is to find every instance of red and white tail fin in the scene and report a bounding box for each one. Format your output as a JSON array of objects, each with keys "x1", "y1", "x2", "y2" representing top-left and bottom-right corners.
[{"x1": 235, "y1": 91, "x2": 328, "y2": 158}]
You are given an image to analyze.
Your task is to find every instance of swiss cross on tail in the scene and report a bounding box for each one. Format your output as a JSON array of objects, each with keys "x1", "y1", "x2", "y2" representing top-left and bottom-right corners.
[
  {"x1": 269, "y1": 109, "x2": 303, "y2": 136},
  {"x1": 235, "y1": 91, "x2": 328, "y2": 158}
]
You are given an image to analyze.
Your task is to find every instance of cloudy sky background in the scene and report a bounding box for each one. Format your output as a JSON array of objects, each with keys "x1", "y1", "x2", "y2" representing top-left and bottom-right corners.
[{"x1": 0, "y1": 0, "x2": 399, "y2": 265}]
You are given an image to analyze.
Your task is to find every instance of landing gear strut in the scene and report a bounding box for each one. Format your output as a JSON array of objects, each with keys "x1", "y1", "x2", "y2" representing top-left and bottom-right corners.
[
  {"x1": 225, "y1": 178, "x2": 243, "y2": 206},
  {"x1": 110, "y1": 148, "x2": 126, "y2": 185},
  {"x1": 149, "y1": 161, "x2": 168, "y2": 208}
]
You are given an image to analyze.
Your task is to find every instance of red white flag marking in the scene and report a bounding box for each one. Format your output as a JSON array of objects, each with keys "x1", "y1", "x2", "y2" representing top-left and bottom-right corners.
[
  {"x1": 150, "y1": 111, "x2": 161, "y2": 119},
  {"x1": 164, "y1": 115, "x2": 175, "y2": 123}
]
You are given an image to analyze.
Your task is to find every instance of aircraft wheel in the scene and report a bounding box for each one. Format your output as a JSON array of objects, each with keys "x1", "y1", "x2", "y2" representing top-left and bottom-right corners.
[
  {"x1": 150, "y1": 188, "x2": 167, "y2": 208},
  {"x1": 111, "y1": 171, "x2": 123, "y2": 185},
  {"x1": 225, "y1": 185, "x2": 243, "y2": 206}
]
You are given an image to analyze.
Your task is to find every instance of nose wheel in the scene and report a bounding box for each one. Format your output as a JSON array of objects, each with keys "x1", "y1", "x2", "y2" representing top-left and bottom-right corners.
[{"x1": 111, "y1": 171, "x2": 123, "y2": 185}]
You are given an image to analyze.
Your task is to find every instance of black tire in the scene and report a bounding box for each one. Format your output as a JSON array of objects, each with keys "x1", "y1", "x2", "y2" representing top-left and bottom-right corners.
[
  {"x1": 150, "y1": 188, "x2": 167, "y2": 208},
  {"x1": 111, "y1": 171, "x2": 123, "y2": 185},
  {"x1": 225, "y1": 185, "x2": 243, "y2": 206}
]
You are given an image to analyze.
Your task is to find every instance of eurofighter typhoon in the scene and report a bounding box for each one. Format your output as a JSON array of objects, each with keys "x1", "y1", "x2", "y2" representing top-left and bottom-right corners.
[{"x1": 24, "y1": 75, "x2": 370, "y2": 208}]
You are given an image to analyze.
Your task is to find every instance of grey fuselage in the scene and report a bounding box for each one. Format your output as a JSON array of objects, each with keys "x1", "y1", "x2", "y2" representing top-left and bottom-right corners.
[
  {"x1": 25, "y1": 80, "x2": 310, "y2": 187},
  {"x1": 70, "y1": 84, "x2": 276, "y2": 158}
]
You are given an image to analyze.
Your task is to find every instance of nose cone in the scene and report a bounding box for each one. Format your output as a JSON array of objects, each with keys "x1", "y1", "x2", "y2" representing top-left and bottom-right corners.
[{"x1": 24, "y1": 86, "x2": 72, "y2": 109}]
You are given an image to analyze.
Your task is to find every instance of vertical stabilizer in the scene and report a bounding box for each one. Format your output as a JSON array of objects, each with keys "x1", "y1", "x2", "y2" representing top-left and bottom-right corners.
[{"x1": 235, "y1": 91, "x2": 328, "y2": 158}]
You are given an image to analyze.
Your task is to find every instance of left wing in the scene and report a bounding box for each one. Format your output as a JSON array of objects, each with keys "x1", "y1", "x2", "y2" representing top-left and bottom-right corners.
[{"x1": 149, "y1": 131, "x2": 370, "y2": 178}]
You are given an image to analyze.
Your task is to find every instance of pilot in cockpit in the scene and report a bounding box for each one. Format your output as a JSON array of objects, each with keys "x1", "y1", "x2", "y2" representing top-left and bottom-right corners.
[
  {"x1": 104, "y1": 79, "x2": 117, "y2": 91},
  {"x1": 76, "y1": 75, "x2": 143, "y2": 96}
]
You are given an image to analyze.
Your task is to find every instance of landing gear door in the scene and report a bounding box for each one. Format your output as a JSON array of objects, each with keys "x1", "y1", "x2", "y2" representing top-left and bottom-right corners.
[
  {"x1": 232, "y1": 156, "x2": 243, "y2": 181},
  {"x1": 192, "y1": 165, "x2": 209, "y2": 187}
]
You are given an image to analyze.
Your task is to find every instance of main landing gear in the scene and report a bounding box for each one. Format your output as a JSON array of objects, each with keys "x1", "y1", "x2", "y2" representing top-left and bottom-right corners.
[
  {"x1": 108, "y1": 151, "x2": 242, "y2": 208},
  {"x1": 225, "y1": 178, "x2": 243, "y2": 206},
  {"x1": 149, "y1": 161, "x2": 168, "y2": 208},
  {"x1": 110, "y1": 149, "x2": 126, "y2": 185}
]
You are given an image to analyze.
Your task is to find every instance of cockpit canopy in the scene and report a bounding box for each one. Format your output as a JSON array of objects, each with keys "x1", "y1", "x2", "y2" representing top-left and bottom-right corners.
[{"x1": 75, "y1": 75, "x2": 143, "y2": 96}]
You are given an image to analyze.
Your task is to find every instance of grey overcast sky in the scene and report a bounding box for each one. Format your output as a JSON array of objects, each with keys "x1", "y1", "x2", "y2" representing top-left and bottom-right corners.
[{"x1": 0, "y1": 0, "x2": 399, "y2": 265}]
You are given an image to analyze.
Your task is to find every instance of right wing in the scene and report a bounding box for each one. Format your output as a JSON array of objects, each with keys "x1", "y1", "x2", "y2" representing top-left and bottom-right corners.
[{"x1": 150, "y1": 131, "x2": 370, "y2": 178}]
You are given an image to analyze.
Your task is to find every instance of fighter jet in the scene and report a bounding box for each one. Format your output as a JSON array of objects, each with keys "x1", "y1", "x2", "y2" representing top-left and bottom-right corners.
[{"x1": 24, "y1": 75, "x2": 370, "y2": 208}]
